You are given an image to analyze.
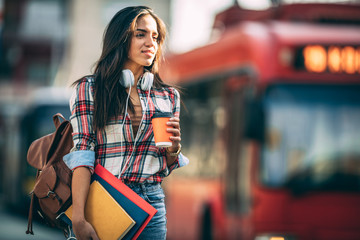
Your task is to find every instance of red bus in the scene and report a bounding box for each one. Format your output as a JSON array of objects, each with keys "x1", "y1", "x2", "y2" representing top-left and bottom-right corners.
[{"x1": 161, "y1": 3, "x2": 360, "y2": 240}]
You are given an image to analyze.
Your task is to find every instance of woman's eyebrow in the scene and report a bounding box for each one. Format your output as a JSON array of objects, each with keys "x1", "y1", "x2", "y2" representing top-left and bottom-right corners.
[
  {"x1": 136, "y1": 28, "x2": 158, "y2": 35},
  {"x1": 136, "y1": 28, "x2": 147, "y2": 33}
]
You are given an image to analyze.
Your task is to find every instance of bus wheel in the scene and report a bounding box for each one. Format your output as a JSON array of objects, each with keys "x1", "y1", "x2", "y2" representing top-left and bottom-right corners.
[{"x1": 201, "y1": 205, "x2": 213, "y2": 240}]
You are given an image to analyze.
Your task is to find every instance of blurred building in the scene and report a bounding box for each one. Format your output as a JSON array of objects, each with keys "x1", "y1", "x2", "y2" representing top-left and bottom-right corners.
[{"x1": 0, "y1": 0, "x2": 69, "y2": 86}]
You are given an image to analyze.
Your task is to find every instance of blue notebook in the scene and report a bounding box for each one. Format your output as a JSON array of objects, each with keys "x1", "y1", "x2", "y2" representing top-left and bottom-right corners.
[{"x1": 91, "y1": 173, "x2": 149, "y2": 240}]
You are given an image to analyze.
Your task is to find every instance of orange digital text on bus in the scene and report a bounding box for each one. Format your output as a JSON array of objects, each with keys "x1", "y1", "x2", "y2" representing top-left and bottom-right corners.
[{"x1": 303, "y1": 45, "x2": 360, "y2": 74}]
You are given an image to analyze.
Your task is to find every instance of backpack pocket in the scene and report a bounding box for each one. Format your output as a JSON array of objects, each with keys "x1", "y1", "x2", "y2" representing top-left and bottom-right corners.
[{"x1": 33, "y1": 166, "x2": 71, "y2": 218}]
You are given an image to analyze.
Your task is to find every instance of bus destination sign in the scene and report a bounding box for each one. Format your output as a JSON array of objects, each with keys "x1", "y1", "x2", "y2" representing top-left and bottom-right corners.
[{"x1": 295, "y1": 45, "x2": 360, "y2": 74}]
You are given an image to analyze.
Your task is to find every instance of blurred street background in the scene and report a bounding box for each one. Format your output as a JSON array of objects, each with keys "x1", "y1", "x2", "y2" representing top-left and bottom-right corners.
[{"x1": 1, "y1": 0, "x2": 360, "y2": 239}]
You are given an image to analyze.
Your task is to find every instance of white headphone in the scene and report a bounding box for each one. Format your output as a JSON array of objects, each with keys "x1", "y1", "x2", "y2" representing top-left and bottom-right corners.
[
  {"x1": 120, "y1": 69, "x2": 154, "y2": 91},
  {"x1": 118, "y1": 69, "x2": 153, "y2": 178}
]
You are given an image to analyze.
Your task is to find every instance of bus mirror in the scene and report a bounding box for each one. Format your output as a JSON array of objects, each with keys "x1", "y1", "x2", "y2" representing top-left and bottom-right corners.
[{"x1": 244, "y1": 99, "x2": 264, "y2": 142}]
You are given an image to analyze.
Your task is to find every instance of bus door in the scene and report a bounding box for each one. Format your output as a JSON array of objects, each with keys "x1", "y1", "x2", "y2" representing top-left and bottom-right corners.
[{"x1": 223, "y1": 74, "x2": 255, "y2": 239}]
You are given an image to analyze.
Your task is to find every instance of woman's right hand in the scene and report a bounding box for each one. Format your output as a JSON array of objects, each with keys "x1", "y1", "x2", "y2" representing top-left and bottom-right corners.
[
  {"x1": 72, "y1": 218, "x2": 99, "y2": 240},
  {"x1": 71, "y1": 167, "x2": 99, "y2": 240}
]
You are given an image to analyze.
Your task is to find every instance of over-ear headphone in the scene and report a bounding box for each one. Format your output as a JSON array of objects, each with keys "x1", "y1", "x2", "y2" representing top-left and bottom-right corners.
[{"x1": 120, "y1": 69, "x2": 154, "y2": 91}]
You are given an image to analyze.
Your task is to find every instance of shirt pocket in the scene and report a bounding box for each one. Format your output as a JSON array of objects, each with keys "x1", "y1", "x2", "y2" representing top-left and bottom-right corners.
[{"x1": 154, "y1": 97, "x2": 172, "y2": 113}]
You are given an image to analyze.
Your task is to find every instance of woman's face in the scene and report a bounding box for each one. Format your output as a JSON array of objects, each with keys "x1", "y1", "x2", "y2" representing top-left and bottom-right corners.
[{"x1": 126, "y1": 14, "x2": 159, "y2": 69}]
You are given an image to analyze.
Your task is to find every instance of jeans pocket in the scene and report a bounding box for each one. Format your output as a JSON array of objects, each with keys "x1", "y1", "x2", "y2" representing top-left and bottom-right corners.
[{"x1": 144, "y1": 186, "x2": 165, "y2": 203}]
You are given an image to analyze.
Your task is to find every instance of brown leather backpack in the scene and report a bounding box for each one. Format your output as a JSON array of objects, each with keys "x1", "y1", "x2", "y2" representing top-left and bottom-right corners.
[{"x1": 26, "y1": 113, "x2": 73, "y2": 234}]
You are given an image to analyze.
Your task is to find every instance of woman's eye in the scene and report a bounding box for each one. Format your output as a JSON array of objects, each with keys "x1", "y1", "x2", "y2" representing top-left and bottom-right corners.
[{"x1": 136, "y1": 33, "x2": 145, "y2": 38}]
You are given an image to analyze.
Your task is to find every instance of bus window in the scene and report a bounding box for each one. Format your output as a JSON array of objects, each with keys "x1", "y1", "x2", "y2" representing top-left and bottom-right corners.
[
  {"x1": 179, "y1": 79, "x2": 225, "y2": 178},
  {"x1": 261, "y1": 84, "x2": 360, "y2": 194}
]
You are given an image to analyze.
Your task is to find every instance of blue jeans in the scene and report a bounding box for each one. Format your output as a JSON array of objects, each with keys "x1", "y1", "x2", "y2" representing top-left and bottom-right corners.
[
  {"x1": 127, "y1": 182, "x2": 167, "y2": 240},
  {"x1": 65, "y1": 182, "x2": 167, "y2": 240}
]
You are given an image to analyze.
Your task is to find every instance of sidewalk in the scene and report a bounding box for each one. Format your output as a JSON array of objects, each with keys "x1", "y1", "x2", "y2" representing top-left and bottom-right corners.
[{"x1": 0, "y1": 208, "x2": 64, "y2": 240}]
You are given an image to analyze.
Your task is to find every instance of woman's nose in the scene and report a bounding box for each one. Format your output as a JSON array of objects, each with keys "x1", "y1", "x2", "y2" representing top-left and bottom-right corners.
[{"x1": 145, "y1": 35, "x2": 156, "y2": 47}]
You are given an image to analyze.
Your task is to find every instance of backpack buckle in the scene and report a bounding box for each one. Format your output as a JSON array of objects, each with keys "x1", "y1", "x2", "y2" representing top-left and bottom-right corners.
[{"x1": 47, "y1": 190, "x2": 55, "y2": 197}]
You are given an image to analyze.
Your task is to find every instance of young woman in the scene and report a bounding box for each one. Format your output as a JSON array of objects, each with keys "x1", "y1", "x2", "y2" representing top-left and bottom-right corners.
[{"x1": 63, "y1": 6, "x2": 189, "y2": 240}]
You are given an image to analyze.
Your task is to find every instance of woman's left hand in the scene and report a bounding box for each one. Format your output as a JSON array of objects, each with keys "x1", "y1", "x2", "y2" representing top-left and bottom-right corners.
[{"x1": 166, "y1": 117, "x2": 181, "y2": 152}]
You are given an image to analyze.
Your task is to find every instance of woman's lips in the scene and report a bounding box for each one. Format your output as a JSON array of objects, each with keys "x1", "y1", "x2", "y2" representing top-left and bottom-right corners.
[{"x1": 142, "y1": 50, "x2": 155, "y2": 57}]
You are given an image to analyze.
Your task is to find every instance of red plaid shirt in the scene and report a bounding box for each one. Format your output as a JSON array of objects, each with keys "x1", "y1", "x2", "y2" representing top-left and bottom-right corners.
[{"x1": 63, "y1": 76, "x2": 188, "y2": 183}]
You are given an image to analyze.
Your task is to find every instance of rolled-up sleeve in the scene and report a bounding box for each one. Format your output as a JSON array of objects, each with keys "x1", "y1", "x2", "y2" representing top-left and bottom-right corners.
[
  {"x1": 63, "y1": 78, "x2": 96, "y2": 171},
  {"x1": 63, "y1": 150, "x2": 95, "y2": 171},
  {"x1": 167, "y1": 153, "x2": 189, "y2": 174}
]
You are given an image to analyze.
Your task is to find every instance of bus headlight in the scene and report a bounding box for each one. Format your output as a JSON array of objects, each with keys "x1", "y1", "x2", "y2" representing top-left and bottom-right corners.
[{"x1": 255, "y1": 233, "x2": 297, "y2": 240}]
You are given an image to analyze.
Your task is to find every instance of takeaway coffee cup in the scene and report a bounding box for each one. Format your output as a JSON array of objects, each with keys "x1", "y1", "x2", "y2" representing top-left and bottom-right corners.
[{"x1": 152, "y1": 112, "x2": 173, "y2": 147}]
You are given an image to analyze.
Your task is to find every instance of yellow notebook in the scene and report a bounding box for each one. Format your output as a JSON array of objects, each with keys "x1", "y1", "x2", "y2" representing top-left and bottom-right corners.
[{"x1": 65, "y1": 181, "x2": 135, "y2": 240}]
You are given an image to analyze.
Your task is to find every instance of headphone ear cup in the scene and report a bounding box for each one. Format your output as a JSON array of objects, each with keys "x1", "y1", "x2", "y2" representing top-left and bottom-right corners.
[
  {"x1": 120, "y1": 69, "x2": 134, "y2": 88},
  {"x1": 141, "y1": 72, "x2": 154, "y2": 91}
]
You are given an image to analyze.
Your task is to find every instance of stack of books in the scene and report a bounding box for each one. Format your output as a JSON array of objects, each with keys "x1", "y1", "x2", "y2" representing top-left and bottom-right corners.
[{"x1": 60, "y1": 164, "x2": 158, "y2": 240}]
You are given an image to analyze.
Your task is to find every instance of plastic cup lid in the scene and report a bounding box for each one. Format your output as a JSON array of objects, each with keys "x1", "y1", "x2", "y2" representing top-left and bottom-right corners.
[{"x1": 152, "y1": 112, "x2": 173, "y2": 119}]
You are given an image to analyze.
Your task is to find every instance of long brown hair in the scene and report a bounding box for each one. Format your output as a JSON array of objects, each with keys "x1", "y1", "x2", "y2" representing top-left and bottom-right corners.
[{"x1": 78, "y1": 6, "x2": 169, "y2": 131}]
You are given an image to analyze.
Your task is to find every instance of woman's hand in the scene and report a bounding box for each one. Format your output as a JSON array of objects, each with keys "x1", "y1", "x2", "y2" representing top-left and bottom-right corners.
[
  {"x1": 72, "y1": 217, "x2": 99, "y2": 240},
  {"x1": 166, "y1": 117, "x2": 181, "y2": 151},
  {"x1": 165, "y1": 117, "x2": 181, "y2": 166}
]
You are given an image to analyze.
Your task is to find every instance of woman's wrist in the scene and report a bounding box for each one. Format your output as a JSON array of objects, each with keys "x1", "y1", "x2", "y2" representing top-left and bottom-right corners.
[
  {"x1": 166, "y1": 144, "x2": 181, "y2": 156},
  {"x1": 72, "y1": 213, "x2": 86, "y2": 225},
  {"x1": 72, "y1": 206, "x2": 86, "y2": 220}
]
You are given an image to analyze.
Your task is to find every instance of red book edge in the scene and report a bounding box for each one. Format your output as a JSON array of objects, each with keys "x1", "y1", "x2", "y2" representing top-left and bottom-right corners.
[{"x1": 94, "y1": 164, "x2": 158, "y2": 240}]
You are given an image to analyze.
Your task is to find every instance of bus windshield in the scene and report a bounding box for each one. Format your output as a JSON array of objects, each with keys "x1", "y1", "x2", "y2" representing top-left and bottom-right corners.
[{"x1": 261, "y1": 84, "x2": 360, "y2": 193}]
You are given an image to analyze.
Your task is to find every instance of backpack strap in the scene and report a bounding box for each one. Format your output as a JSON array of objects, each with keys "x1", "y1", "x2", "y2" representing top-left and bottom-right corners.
[
  {"x1": 53, "y1": 113, "x2": 66, "y2": 128},
  {"x1": 26, "y1": 192, "x2": 35, "y2": 234},
  {"x1": 26, "y1": 170, "x2": 40, "y2": 235}
]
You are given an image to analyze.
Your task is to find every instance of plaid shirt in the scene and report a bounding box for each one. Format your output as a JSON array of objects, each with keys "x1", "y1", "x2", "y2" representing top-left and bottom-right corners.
[{"x1": 63, "y1": 76, "x2": 189, "y2": 183}]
